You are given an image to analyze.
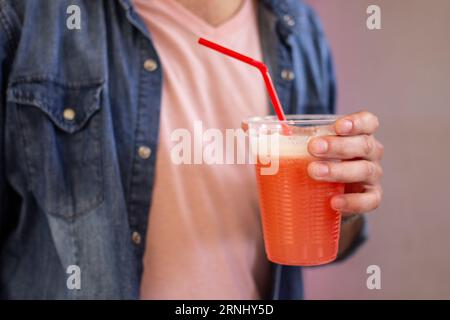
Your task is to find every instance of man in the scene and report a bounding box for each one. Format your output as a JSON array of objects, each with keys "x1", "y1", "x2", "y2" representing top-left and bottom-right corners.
[{"x1": 0, "y1": 0, "x2": 383, "y2": 299}]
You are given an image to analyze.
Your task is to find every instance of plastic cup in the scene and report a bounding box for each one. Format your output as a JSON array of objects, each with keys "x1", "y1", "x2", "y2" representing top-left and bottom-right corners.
[{"x1": 244, "y1": 115, "x2": 344, "y2": 266}]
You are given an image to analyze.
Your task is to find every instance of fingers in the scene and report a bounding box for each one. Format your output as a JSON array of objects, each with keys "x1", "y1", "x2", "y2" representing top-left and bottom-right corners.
[
  {"x1": 331, "y1": 185, "x2": 383, "y2": 214},
  {"x1": 308, "y1": 134, "x2": 383, "y2": 161},
  {"x1": 306, "y1": 111, "x2": 383, "y2": 215},
  {"x1": 308, "y1": 158, "x2": 384, "y2": 215},
  {"x1": 308, "y1": 160, "x2": 383, "y2": 184},
  {"x1": 334, "y1": 111, "x2": 380, "y2": 136}
]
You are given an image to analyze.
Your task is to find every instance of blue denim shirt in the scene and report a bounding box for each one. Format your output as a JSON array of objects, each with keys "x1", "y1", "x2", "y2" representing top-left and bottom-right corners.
[{"x1": 0, "y1": 0, "x2": 365, "y2": 299}]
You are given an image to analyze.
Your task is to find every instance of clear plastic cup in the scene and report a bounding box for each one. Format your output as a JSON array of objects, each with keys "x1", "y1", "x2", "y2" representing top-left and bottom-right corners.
[{"x1": 244, "y1": 115, "x2": 344, "y2": 266}]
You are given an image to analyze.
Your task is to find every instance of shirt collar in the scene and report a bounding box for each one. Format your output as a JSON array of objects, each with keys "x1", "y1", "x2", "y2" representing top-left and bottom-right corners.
[{"x1": 118, "y1": 0, "x2": 303, "y2": 39}]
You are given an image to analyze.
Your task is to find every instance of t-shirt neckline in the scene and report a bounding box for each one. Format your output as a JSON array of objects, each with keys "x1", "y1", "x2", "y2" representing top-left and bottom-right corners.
[{"x1": 157, "y1": 0, "x2": 254, "y2": 38}]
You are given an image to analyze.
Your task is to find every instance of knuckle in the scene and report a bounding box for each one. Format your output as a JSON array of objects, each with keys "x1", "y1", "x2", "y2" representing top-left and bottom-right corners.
[
  {"x1": 372, "y1": 163, "x2": 384, "y2": 182},
  {"x1": 377, "y1": 163, "x2": 384, "y2": 179},
  {"x1": 362, "y1": 135, "x2": 374, "y2": 156},
  {"x1": 364, "y1": 161, "x2": 375, "y2": 178},
  {"x1": 373, "y1": 186, "x2": 383, "y2": 207}
]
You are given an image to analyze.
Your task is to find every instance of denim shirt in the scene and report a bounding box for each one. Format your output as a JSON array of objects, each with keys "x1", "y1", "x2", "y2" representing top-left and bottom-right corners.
[{"x1": 0, "y1": 0, "x2": 364, "y2": 299}]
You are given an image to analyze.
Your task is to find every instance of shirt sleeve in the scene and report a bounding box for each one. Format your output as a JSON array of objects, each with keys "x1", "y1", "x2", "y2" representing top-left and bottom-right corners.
[{"x1": 335, "y1": 216, "x2": 369, "y2": 262}]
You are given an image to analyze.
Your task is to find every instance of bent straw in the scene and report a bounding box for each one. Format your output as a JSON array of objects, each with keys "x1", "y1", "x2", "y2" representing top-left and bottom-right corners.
[{"x1": 198, "y1": 38, "x2": 287, "y2": 122}]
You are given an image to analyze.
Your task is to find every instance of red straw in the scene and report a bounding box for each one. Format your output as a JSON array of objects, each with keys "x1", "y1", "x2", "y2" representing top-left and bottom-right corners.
[{"x1": 198, "y1": 38, "x2": 286, "y2": 122}]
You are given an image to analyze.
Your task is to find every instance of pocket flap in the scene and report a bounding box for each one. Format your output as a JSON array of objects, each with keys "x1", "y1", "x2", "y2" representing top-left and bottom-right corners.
[{"x1": 7, "y1": 79, "x2": 104, "y2": 134}]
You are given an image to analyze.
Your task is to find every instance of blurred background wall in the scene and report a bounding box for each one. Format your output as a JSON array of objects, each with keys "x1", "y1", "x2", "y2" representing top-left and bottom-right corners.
[{"x1": 303, "y1": 0, "x2": 450, "y2": 299}]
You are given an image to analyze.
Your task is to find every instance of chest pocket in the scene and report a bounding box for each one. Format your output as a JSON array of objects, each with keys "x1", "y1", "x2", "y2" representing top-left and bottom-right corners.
[{"x1": 7, "y1": 79, "x2": 105, "y2": 220}]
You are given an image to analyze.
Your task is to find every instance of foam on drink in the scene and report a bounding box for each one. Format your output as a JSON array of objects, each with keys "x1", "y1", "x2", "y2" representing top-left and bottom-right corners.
[{"x1": 250, "y1": 124, "x2": 334, "y2": 160}]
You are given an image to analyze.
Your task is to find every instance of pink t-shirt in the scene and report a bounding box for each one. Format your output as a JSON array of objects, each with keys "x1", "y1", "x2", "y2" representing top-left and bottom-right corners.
[{"x1": 134, "y1": 0, "x2": 270, "y2": 299}]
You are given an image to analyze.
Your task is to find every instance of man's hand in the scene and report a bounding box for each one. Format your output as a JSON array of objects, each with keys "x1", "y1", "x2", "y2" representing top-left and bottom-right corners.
[
  {"x1": 307, "y1": 111, "x2": 384, "y2": 216},
  {"x1": 307, "y1": 111, "x2": 383, "y2": 258}
]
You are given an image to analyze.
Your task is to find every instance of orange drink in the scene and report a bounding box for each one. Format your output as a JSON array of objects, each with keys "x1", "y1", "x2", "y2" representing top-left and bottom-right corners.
[{"x1": 245, "y1": 115, "x2": 344, "y2": 266}]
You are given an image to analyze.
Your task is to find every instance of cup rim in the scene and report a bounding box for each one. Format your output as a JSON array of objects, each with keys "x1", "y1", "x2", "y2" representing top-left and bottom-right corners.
[{"x1": 243, "y1": 114, "x2": 340, "y2": 126}]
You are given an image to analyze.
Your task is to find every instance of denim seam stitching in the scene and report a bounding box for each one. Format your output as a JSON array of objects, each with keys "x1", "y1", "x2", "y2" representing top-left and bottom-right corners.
[
  {"x1": 10, "y1": 75, "x2": 105, "y2": 89},
  {"x1": 125, "y1": 37, "x2": 147, "y2": 229}
]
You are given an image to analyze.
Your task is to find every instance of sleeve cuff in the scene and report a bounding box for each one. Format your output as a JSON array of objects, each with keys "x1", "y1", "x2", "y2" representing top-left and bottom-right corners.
[{"x1": 334, "y1": 215, "x2": 369, "y2": 262}]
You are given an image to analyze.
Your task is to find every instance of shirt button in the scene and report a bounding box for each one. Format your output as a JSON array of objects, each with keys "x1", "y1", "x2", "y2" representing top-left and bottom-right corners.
[
  {"x1": 281, "y1": 69, "x2": 295, "y2": 81},
  {"x1": 63, "y1": 108, "x2": 76, "y2": 121},
  {"x1": 143, "y1": 59, "x2": 158, "y2": 72},
  {"x1": 131, "y1": 231, "x2": 141, "y2": 245},
  {"x1": 283, "y1": 14, "x2": 296, "y2": 27},
  {"x1": 138, "y1": 146, "x2": 152, "y2": 159}
]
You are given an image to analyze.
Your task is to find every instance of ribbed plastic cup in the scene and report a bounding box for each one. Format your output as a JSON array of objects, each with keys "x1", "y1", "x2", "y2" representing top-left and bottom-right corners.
[{"x1": 245, "y1": 115, "x2": 344, "y2": 266}]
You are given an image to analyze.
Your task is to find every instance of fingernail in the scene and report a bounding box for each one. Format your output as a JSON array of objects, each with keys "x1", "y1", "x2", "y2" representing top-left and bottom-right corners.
[
  {"x1": 312, "y1": 163, "x2": 329, "y2": 177},
  {"x1": 337, "y1": 119, "x2": 353, "y2": 134},
  {"x1": 331, "y1": 196, "x2": 346, "y2": 210},
  {"x1": 311, "y1": 139, "x2": 328, "y2": 154}
]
